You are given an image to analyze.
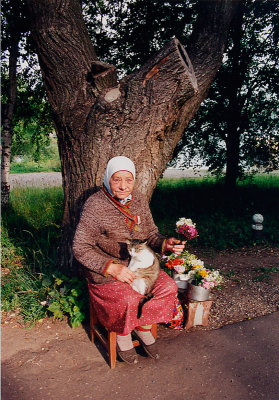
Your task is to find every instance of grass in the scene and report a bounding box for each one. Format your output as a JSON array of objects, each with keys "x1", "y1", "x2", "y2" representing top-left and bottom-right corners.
[
  {"x1": 151, "y1": 175, "x2": 279, "y2": 249},
  {"x1": 1, "y1": 174, "x2": 279, "y2": 325},
  {"x1": 1, "y1": 187, "x2": 64, "y2": 325},
  {"x1": 10, "y1": 158, "x2": 61, "y2": 173}
]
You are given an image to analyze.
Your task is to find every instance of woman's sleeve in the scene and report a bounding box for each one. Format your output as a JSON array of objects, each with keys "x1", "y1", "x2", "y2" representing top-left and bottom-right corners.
[{"x1": 72, "y1": 198, "x2": 115, "y2": 276}]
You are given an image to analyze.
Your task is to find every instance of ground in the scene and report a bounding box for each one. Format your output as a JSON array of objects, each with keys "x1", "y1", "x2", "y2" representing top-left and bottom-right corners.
[{"x1": 2, "y1": 246, "x2": 279, "y2": 400}]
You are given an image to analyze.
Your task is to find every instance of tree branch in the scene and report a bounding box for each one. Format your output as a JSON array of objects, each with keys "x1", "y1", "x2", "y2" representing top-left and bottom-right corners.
[
  {"x1": 27, "y1": 0, "x2": 98, "y2": 117},
  {"x1": 187, "y1": 0, "x2": 240, "y2": 88}
]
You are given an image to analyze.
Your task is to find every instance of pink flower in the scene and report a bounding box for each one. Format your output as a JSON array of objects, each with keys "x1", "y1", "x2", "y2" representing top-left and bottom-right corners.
[
  {"x1": 174, "y1": 265, "x2": 186, "y2": 274},
  {"x1": 177, "y1": 224, "x2": 198, "y2": 240},
  {"x1": 201, "y1": 281, "x2": 212, "y2": 290}
]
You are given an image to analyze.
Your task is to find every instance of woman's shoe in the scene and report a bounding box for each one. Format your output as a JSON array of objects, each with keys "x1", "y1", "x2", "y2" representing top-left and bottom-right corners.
[
  {"x1": 116, "y1": 345, "x2": 138, "y2": 365},
  {"x1": 133, "y1": 331, "x2": 160, "y2": 359}
]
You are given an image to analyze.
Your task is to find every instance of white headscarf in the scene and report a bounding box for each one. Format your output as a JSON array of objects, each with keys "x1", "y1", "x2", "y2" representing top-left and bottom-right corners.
[{"x1": 103, "y1": 156, "x2": 136, "y2": 203}]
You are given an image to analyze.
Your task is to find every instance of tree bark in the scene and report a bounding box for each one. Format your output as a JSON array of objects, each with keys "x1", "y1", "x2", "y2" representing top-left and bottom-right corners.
[
  {"x1": 27, "y1": 0, "x2": 239, "y2": 274},
  {"x1": 1, "y1": 33, "x2": 20, "y2": 206},
  {"x1": 225, "y1": 2, "x2": 245, "y2": 189}
]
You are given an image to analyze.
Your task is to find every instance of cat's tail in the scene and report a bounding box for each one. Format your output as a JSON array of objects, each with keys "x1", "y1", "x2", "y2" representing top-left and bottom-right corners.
[{"x1": 137, "y1": 293, "x2": 154, "y2": 319}]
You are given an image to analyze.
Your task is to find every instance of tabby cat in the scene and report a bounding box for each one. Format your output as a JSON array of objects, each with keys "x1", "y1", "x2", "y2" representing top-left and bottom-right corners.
[{"x1": 126, "y1": 239, "x2": 160, "y2": 318}]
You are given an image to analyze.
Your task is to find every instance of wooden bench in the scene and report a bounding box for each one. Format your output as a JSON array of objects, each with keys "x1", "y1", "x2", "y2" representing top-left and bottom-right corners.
[{"x1": 89, "y1": 300, "x2": 157, "y2": 368}]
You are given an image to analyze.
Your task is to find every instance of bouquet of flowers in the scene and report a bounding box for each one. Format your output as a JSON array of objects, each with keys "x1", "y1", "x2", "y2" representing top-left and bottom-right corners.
[
  {"x1": 176, "y1": 217, "x2": 198, "y2": 241},
  {"x1": 164, "y1": 251, "x2": 222, "y2": 289},
  {"x1": 186, "y1": 264, "x2": 223, "y2": 289},
  {"x1": 164, "y1": 218, "x2": 222, "y2": 290}
]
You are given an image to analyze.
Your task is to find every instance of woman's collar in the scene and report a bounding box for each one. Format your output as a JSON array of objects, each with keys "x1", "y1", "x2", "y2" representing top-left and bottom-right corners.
[{"x1": 102, "y1": 185, "x2": 133, "y2": 205}]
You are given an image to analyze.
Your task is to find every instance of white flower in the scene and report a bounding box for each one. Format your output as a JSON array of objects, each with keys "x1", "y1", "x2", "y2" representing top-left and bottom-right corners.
[
  {"x1": 176, "y1": 217, "x2": 196, "y2": 228},
  {"x1": 188, "y1": 259, "x2": 204, "y2": 269},
  {"x1": 40, "y1": 301, "x2": 47, "y2": 306}
]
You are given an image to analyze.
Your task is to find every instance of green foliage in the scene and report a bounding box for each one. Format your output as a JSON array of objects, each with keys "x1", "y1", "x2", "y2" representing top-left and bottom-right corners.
[
  {"x1": 83, "y1": 0, "x2": 196, "y2": 75},
  {"x1": 1, "y1": 187, "x2": 88, "y2": 327},
  {"x1": 1, "y1": 266, "x2": 49, "y2": 324},
  {"x1": 10, "y1": 158, "x2": 61, "y2": 173},
  {"x1": 172, "y1": 0, "x2": 279, "y2": 181},
  {"x1": 151, "y1": 175, "x2": 279, "y2": 249},
  {"x1": 10, "y1": 135, "x2": 61, "y2": 173},
  {"x1": 46, "y1": 271, "x2": 88, "y2": 328},
  {"x1": 1, "y1": 186, "x2": 64, "y2": 318},
  {"x1": 1, "y1": 266, "x2": 88, "y2": 327}
]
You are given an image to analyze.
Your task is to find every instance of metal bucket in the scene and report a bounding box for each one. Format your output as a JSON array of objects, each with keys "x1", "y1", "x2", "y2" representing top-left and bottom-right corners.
[
  {"x1": 187, "y1": 283, "x2": 210, "y2": 301},
  {"x1": 172, "y1": 273, "x2": 189, "y2": 290}
]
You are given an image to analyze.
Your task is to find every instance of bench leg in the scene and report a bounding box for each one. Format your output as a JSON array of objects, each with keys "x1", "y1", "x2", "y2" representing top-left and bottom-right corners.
[
  {"x1": 108, "y1": 331, "x2": 117, "y2": 369},
  {"x1": 151, "y1": 323, "x2": 157, "y2": 339},
  {"x1": 89, "y1": 301, "x2": 98, "y2": 342}
]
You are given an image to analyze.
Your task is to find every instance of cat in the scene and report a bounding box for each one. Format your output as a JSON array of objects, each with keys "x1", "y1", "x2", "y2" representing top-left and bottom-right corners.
[{"x1": 126, "y1": 239, "x2": 160, "y2": 318}]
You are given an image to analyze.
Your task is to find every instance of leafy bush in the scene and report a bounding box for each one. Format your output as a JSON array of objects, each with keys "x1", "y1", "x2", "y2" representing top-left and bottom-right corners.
[
  {"x1": 1, "y1": 267, "x2": 88, "y2": 327},
  {"x1": 45, "y1": 271, "x2": 88, "y2": 328}
]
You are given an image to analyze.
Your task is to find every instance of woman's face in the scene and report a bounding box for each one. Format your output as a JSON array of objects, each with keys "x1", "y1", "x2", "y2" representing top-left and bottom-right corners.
[{"x1": 109, "y1": 170, "x2": 135, "y2": 199}]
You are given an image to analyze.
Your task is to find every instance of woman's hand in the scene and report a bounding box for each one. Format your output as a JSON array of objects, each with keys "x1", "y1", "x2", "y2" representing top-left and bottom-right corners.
[
  {"x1": 106, "y1": 263, "x2": 136, "y2": 284},
  {"x1": 164, "y1": 237, "x2": 186, "y2": 255}
]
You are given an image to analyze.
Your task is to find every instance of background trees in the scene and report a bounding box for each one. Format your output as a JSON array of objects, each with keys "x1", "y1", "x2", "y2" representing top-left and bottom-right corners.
[
  {"x1": 1, "y1": 0, "x2": 53, "y2": 203},
  {"x1": 170, "y1": 0, "x2": 279, "y2": 186},
  {"x1": 2, "y1": 1, "x2": 278, "y2": 195}
]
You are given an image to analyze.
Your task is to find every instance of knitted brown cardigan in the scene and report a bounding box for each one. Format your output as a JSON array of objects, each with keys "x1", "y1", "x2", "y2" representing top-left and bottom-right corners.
[{"x1": 72, "y1": 188, "x2": 165, "y2": 284}]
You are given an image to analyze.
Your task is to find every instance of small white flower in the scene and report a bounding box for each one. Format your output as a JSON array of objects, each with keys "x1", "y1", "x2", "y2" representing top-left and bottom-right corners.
[
  {"x1": 176, "y1": 217, "x2": 196, "y2": 228},
  {"x1": 188, "y1": 259, "x2": 204, "y2": 268},
  {"x1": 40, "y1": 301, "x2": 47, "y2": 306}
]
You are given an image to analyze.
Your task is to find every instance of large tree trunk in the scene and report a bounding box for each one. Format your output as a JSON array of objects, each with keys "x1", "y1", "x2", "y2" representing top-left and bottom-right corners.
[
  {"x1": 27, "y1": 0, "x2": 239, "y2": 274},
  {"x1": 1, "y1": 34, "x2": 20, "y2": 206}
]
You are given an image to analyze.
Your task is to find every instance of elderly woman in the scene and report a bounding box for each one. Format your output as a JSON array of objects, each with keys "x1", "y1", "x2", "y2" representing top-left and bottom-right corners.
[{"x1": 73, "y1": 156, "x2": 185, "y2": 364}]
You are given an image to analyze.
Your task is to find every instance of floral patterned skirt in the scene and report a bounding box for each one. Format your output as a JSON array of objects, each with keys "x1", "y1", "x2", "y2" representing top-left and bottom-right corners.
[{"x1": 88, "y1": 270, "x2": 177, "y2": 335}]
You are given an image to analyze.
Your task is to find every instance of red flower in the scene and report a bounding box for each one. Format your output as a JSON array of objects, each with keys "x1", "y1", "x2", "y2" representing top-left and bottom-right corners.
[{"x1": 165, "y1": 258, "x2": 183, "y2": 269}]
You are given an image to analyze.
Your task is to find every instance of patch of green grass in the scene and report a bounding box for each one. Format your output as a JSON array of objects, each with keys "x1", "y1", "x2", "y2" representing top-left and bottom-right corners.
[
  {"x1": 1, "y1": 266, "x2": 49, "y2": 324},
  {"x1": 10, "y1": 158, "x2": 61, "y2": 173},
  {"x1": 2, "y1": 187, "x2": 64, "y2": 277},
  {"x1": 1, "y1": 186, "x2": 89, "y2": 327},
  {"x1": 151, "y1": 175, "x2": 279, "y2": 249},
  {"x1": 1, "y1": 187, "x2": 63, "y2": 324}
]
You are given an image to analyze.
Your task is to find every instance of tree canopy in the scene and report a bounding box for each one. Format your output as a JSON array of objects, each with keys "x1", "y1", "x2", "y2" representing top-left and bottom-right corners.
[
  {"x1": 170, "y1": 0, "x2": 279, "y2": 184},
  {"x1": 2, "y1": 0, "x2": 278, "y2": 190}
]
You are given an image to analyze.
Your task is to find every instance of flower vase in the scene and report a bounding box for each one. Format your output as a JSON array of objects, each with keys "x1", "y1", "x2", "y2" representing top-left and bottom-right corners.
[
  {"x1": 187, "y1": 283, "x2": 210, "y2": 301},
  {"x1": 172, "y1": 273, "x2": 189, "y2": 290}
]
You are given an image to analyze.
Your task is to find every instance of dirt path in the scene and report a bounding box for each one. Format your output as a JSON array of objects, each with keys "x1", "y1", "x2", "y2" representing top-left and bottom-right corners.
[
  {"x1": 10, "y1": 172, "x2": 62, "y2": 189},
  {"x1": 9, "y1": 169, "x2": 211, "y2": 189},
  {"x1": 2, "y1": 312, "x2": 279, "y2": 400}
]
